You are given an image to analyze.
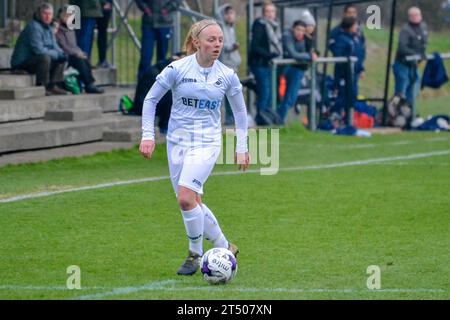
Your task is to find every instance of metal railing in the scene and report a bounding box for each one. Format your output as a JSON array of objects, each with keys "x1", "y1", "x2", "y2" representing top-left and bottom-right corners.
[
  {"x1": 405, "y1": 53, "x2": 450, "y2": 62},
  {"x1": 271, "y1": 56, "x2": 358, "y2": 131}
]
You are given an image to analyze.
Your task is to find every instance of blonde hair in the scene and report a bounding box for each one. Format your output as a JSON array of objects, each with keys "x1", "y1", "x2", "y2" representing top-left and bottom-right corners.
[
  {"x1": 262, "y1": 1, "x2": 275, "y2": 14},
  {"x1": 183, "y1": 19, "x2": 220, "y2": 55}
]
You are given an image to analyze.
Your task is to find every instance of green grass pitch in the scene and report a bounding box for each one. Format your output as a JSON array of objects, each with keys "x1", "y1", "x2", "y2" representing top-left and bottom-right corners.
[{"x1": 0, "y1": 125, "x2": 449, "y2": 300}]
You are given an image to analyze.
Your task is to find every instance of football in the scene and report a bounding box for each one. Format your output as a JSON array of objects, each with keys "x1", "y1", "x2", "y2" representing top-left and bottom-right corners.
[{"x1": 200, "y1": 248, "x2": 238, "y2": 285}]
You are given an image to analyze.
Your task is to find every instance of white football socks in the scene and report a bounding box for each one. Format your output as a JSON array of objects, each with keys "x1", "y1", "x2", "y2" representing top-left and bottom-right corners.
[
  {"x1": 201, "y1": 203, "x2": 229, "y2": 249},
  {"x1": 181, "y1": 205, "x2": 204, "y2": 256}
]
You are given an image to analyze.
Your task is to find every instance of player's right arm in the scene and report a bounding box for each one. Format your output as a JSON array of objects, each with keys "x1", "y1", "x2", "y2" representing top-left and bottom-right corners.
[{"x1": 140, "y1": 65, "x2": 176, "y2": 159}]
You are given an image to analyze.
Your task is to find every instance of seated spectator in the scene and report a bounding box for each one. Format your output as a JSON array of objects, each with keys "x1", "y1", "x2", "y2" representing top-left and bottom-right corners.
[
  {"x1": 277, "y1": 20, "x2": 316, "y2": 124},
  {"x1": 55, "y1": 5, "x2": 104, "y2": 94},
  {"x1": 331, "y1": 16, "x2": 359, "y2": 116},
  {"x1": 56, "y1": 5, "x2": 104, "y2": 93},
  {"x1": 10, "y1": 2, "x2": 68, "y2": 95}
]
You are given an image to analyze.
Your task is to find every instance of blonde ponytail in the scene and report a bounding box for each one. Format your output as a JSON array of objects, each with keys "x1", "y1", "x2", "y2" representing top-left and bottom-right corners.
[{"x1": 182, "y1": 19, "x2": 220, "y2": 55}]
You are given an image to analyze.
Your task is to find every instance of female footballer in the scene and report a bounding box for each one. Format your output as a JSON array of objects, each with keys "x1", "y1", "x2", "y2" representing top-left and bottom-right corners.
[{"x1": 139, "y1": 19, "x2": 249, "y2": 276}]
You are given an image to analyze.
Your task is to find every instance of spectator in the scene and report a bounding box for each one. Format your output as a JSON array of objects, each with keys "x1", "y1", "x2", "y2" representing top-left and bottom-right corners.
[
  {"x1": 298, "y1": 9, "x2": 317, "y2": 54},
  {"x1": 136, "y1": 0, "x2": 179, "y2": 80},
  {"x1": 277, "y1": 20, "x2": 316, "y2": 124},
  {"x1": 331, "y1": 16, "x2": 359, "y2": 115},
  {"x1": 217, "y1": 3, "x2": 242, "y2": 126},
  {"x1": 444, "y1": 0, "x2": 450, "y2": 24},
  {"x1": 56, "y1": 5, "x2": 104, "y2": 94},
  {"x1": 393, "y1": 7, "x2": 428, "y2": 109},
  {"x1": 70, "y1": 0, "x2": 103, "y2": 61},
  {"x1": 10, "y1": 2, "x2": 68, "y2": 96},
  {"x1": 249, "y1": 1, "x2": 282, "y2": 124},
  {"x1": 329, "y1": 4, "x2": 366, "y2": 95},
  {"x1": 96, "y1": 0, "x2": 113, "y2": 68}
]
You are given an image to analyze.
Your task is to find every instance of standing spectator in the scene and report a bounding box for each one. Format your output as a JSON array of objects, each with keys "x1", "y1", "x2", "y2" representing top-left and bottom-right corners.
[
  {"x1": 56, "y1": 5, "x2": 104, "y2": 94},
  {"x1": 331, "y1": 16, "x2": 359, "y2": 116},
  {"x1": 136, "y1": 0, "x2": 179, "y2": 80},
  {"x1": 277, "y1": 20, "x2": 316, "y2": 124},
  {"x1": 329, "y1": 4, "x2": 366, "y2": 95},
  {"x1": 249, "y1": 1, "x2": 282, "y2": 125},
  {"x1": 393, "y1": 7, "x2": 428, "y2": 109},
  {"x1": 217, "y1": 3, "x2": 242, "y2": 126},
  {"x1": 96, "y1": 0, "x2": 113, "y2": 68},
  {"x1": 10, "y1": 2, "x2": 68, "y2": 95},
  {"x1": 70, "y1": 0, "x2": 103, "y2": 61}
]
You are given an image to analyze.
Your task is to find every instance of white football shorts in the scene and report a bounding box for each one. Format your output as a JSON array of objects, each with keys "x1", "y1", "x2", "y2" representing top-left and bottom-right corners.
[{"x1": 166, "y1": 141, "x2": 221, "y2": 196}]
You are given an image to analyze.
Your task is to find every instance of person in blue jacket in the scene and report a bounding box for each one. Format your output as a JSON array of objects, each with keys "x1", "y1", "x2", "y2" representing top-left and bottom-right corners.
[
  {"x1": 331, "y1": 16, "x2": 359, "y2": 115},
  {"x1": 329, "y1": 4, "x2": 366, "y2": 95}
]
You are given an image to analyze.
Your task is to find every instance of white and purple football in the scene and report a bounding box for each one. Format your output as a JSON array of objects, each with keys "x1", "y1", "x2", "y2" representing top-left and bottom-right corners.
[{"x1": 201, "y1": 248, "x2": 238, "y2": 285}]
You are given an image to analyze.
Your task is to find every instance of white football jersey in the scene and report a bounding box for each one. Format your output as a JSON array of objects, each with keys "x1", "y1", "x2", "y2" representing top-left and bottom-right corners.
[{"x1": 155, "y1": 54, "x2": 243, "y2": 147}]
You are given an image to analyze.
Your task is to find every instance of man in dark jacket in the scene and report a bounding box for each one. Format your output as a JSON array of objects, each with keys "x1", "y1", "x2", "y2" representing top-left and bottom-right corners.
[
  {"x1": 136, "y1": 0, "x2": 180, "y2": 80},
  {"x1": 393, "y1": 6, "x2": 428, "y2": 109},
  {"x1": 331, "y1": 17, "x2": 359, "y2": 115},
  {"x1": 249, "y1": 2, "x2": 282, "y2": 123},
  {"x1": 11, "y1": 2, "x2": 68, "y2": 95}
]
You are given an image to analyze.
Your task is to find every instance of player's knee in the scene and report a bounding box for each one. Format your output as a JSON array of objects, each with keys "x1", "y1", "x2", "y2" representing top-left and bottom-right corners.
[
  {"x1": 177, "y1": 192, "x2": 197, "y2": 211},
  {"x1": 178, "y1": 197, "x2": 196, "y2": 211}
]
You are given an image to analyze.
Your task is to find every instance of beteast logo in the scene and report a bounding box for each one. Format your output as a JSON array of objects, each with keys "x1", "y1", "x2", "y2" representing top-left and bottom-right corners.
[
  {"x1": 182, "y1": 78, "x2": 197, "y2": 83},
  {"x1": 181, "y1": 97, "x2": 221, "y2": 110},
  {"x1": 214, "y1": 77, "x2": 223, "y2": 87},
  {"x1": 192, "y1": 179, "x2": 202, "y2": 187}
]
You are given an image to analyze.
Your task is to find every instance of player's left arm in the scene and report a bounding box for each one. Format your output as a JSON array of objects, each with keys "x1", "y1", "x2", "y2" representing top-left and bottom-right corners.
[{"x1": 226, "y1": 73, "x2": 250, "y2": 171}]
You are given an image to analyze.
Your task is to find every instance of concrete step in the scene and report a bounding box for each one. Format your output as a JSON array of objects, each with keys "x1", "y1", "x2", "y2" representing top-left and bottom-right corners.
[
  {"x1": 0, "y1": 113, "x2": 140, "y2": 154},
  {"x1": 0, "y1": 86, "x2": 46, "y2": 100},
  {"x1": 103, "y1": 128, "x2": 141, "y2": 142},
  {"x1": 0, "y1": 87, "x2": 134, "y2": 122},
  {"x1": 92, "y1": 68, "x2": 117, "y2": 86},
  {"x1": 0, "y1": 141, "x2": 137, "y2": 167},
  {"x1": 0, "y1": 73, "x2": 35, "y2": 88},
  {"x1": 44, "y1": 107, "x2": 103, "y2": 121},
  {"x1": 104, "y1": 114, "x2": 141, "y2": 130}
]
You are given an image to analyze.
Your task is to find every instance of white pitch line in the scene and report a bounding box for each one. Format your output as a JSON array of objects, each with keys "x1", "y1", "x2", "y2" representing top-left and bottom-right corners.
[
  {"x1": 1, "y1": 283, "x2": 447, "y2": 299},
  {"x1": 1, "y1": 149, "x2": 450, "y2": 204},
  {"x1": 73, "y1": 284, "x2": 449, "y2": 299},
  {"x1": 73, "y1": 280, "x2": 178, "y2": 300},
  {"x1": 159, "y1": 287, "x2": 449, "y2": 294},
  {"x1": 0, "y1": 285, "x2": 110, "y2": 291}
]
